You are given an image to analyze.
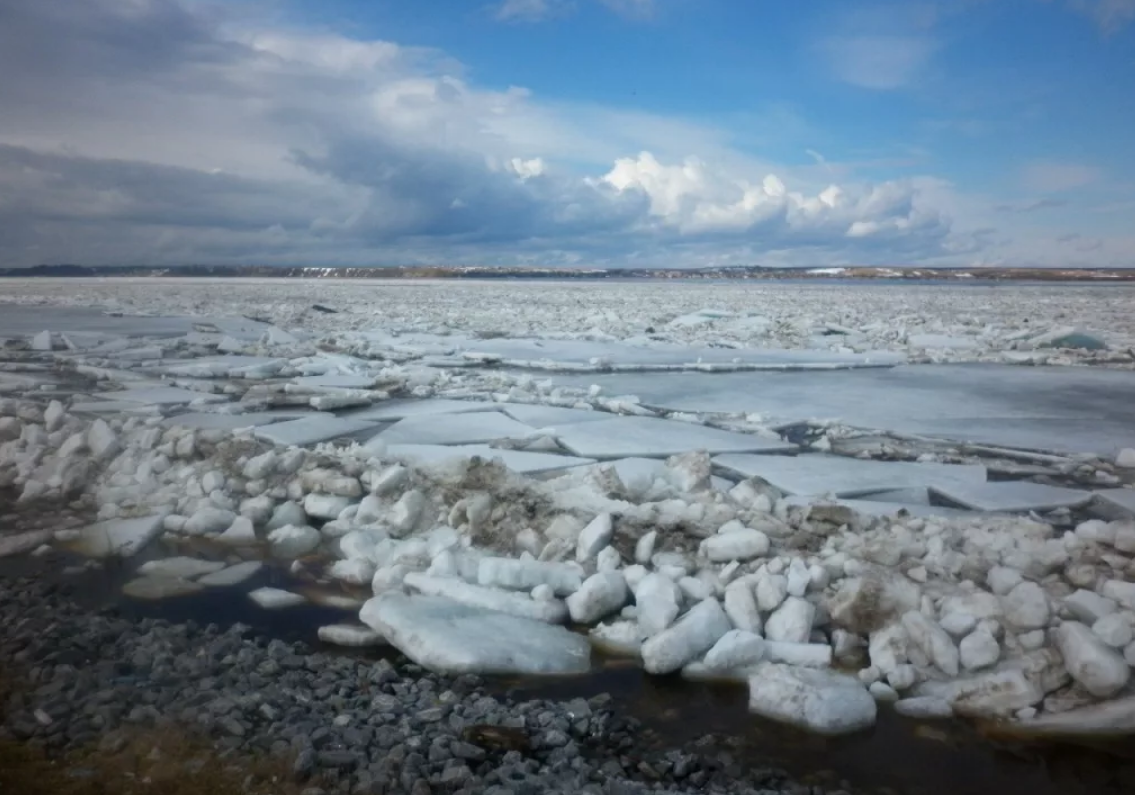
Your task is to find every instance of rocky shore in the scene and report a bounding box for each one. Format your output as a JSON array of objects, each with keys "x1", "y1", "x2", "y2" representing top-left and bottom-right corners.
[{"x1": 0, "y1": 573, "x2": 825, "y2": 795}]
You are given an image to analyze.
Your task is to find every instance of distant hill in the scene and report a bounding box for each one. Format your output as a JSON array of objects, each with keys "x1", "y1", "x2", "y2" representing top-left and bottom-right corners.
[{"x1": 1, "y1": 263, "x2": 1132, "y2": 282}]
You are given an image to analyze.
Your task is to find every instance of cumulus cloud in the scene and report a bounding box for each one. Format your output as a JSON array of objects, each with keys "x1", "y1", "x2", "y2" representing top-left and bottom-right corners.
[{"x1": 0, "y1": 0, "x2": 965, "y2": 268}]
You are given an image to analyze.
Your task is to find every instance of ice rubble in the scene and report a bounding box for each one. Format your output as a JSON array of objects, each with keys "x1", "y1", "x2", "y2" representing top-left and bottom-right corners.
[{"x1": 3, "y1": 284, "x2": 1135, "y2": 739}]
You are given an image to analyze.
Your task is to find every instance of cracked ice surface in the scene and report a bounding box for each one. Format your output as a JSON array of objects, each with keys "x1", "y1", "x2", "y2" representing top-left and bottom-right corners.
[{"x1": 3, "y1": 277, "x2": 1135, "y2": 739}]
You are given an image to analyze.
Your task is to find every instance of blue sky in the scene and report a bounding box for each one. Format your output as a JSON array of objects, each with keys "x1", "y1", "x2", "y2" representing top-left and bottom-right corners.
[{"x1": 0, "y1": 0, "x2": 1131, "y2": 267}]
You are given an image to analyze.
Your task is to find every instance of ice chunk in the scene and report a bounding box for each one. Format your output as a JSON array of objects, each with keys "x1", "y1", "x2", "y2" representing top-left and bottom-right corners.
[
  {"x1": 183, "y1": 507, "x2": 237, "y2": 536},
  {"x1": 641, "y1": 598, "x2": 732, "y2": 674},
  {"x1": 267, "y1": 524, "x2": 321, "y2": 558},
  {"x1": 1002, "y1": 581, "x2": 1050, "y2": 630},
  {"x1": 254, "y1": 416, "x2": 378, "y2": 447},
  {"x1": 403, "y1": 572, "x2": 568, "y2": 623},
  {"x1": 385, "y1": 443, "x2": 595, "y2": 475},
  {"x1": 137, "y1": 557, "x2": 226, "y2": 579},
  {"x1": 477, "y1": 557, "x2": 583, "y2": 597},
  {"x1": 576, "y1": 513, "x2": 614, "y2": 562},
  {"x1": 318, "y1": 624, "x2": 385, "y2": 647},
  {"x1": 634, "y1": 573, "x2": 681, "y2": 636},
  {"x1": 902, "y1": 611, "x2": 960, "y2": 676},
  {"x1": 217, "y1": 516, "x2": 258, "y2": 545},
  {"x1": 197, "y1": 560, "x2": 264, "y2": 587},
  {"x1": 703, "y1": 630, "x2": 766, "y2": 670},
  {"x1": 700, "y1": 529, "x2": 769, "y2": 562},
  {"x1": 68, "y1": 514, "x2": 167, "y2": 558},
  {"x1": 303, "y1": 493, "x2": 354, "y2": 520},
  {"x1": 723, "y1": 579, "x2": 762, "y2": 633},
  {"x1": 589, "y1": 620, "x2": 648, "y2": 656},
  {"x1": 566, "y1": 572, "x2": 628, "y2": 624},
  {"x1": 499, "y1": 404, "x2": 609, "y2": 427},
  {"x1": 249, "y1": 587, "x2": 308, "y2": 609},
  {"x1": 360, "y1": 592, "x2": 591, "y2": 675},
  {"x1": 765, "y1": 597, "x2": 815, "y2": 644},
  {"x1": 122, "y1": 576, "x2": 205, "y2": 600},
  {"x1": 1052, "y1": 621, "x2": 1130, "y2": 697},
  {"x1": 0, "y1": 529, "x2": 54, "y2": 559},
  {"x1": 346, "y1": 399, "x2": 497, "y2": 422},
  {"x1": 747, "y1": 664, "x2": 877, "y2": 735}
]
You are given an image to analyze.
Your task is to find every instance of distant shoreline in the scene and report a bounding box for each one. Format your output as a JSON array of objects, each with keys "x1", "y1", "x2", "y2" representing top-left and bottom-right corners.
[{"x1": 2, "y1": 264, "x2": 1134, "y2": 282}]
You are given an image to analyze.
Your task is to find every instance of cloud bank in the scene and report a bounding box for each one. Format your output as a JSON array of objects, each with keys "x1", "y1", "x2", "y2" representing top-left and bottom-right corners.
[{"x1": 0, "y1": 0, "x2": 1098, "y2": 269}]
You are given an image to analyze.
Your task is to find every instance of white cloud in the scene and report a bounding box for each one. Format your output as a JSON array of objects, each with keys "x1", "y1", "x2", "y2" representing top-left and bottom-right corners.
[
  {"x1": 1064, "y1": 0, "x2": 1135, "y2": 33},
  {"x1": 1021, "y1": 161, "x2": 1102, "y2": 192},
  {"x1": 599, "y1": 0, "x2": 657, "y2": 19},
  {"x1": 818, "y1": 34, "x2": 938, "y2": 90},
  {"x1": 494, "y1": 0, "x2": 569, "y2": 23},
  {"x1": 0, "y1": 0, "x2": 988, "y2": 268}
]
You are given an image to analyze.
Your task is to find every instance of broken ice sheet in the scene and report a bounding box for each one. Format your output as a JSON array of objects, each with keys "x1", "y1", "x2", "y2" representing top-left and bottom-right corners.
[
  {"x1": 371, "y1": 411, "x2": 536, "y2": 446},
  {"x1": 97, "y1": 386, "x2": 228, "y2": 405},
  {"x1": 344, "y1": 398, "x2": 498, "y2": 422},
  {"x1": 498, "y1": 403, "x2": 612, "y2": 427},
  {"x1": 780, "y1": 495, "x2": 977, "y2": 520},
  {"x1": 1090, "y1": 489, "x2": 1135, "y2": 520},
  {"x1": 556, "y1": 415, "x2": 797, "y2": 460},
  {"x1": 929, "y1": 481, "x2": 1092, "y2": 513},
  {"x1": 712, "y1": 454, "x2": 986, "y2": 498},
  {"x1": 160, "y1": 410, "x2": 326, "y2": 430},
  {"x1": 253, "y1": 415, "x2": 380, "y2": 447},
  {"x1": 64, "y1": 514, "x2": 168, "y2": 558}
]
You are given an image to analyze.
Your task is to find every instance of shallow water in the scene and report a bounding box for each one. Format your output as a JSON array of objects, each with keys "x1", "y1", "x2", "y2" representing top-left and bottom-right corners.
[{"x1": 9, "y1": 547, "x2": 1133, "y2": 795}]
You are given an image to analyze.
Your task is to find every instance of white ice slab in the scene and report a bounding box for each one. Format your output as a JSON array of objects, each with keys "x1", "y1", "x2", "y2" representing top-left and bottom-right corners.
[
  {"x1": 122, "y1": 576, "x2": 205, "y2": 600},
  {"x1": 1092, "y1": 489, "x2": 1135, "y2": 520},
  {"x1": 67, "y1": 514, "x2": 168, "y2": 558},
  {"x1": 360, "y1": 592, "x2": 592, "y2": 675},
  {"x1": 372, "y1": 411, "x2": 536, "y2": 447},
  {"x1": 254, "y1": 415, "x2": 379, "y2": 447},
  {"x1": 97, "y1": 387, "x2": 227, "y2": 405},
  {"x1": 929, "y1": 481, "x2": 1092, "y2": 512},
  {"x1": 161, "y1": 410, "x2": 325, "y2": 430},
  {"x1": 137, "y1": 557, "x2": 227, "y2": 579},
  {"x1": 0, "y1": 529, "x2": 54, "y2": 558},
  {"x1": 318, "y1": 624, "x2": 385, "y2": 647},
  {"x1": 498, "y1": 404, "x2": 612, "y2": 427},
  {"x1": 197, "y1": 560, "x2": 264, "y2": 586},
  {"x1": 556, "y1": 416, "x2": 797, "y2": 460},
  {"x1": 384, "y1": 444, "x2": 595, "y2": 474},
  {"x1": 71, "y1": 400, "x2": 164, "y2": 414},
  {"x1": 346, "y1": 399, "x2": 497, "y2": 422},
  {"x1": 712, "y1": 454, "x2": 986, "y2": 498},
  {"x1": 248, "y1": 587, "x2": 308, "y2": 609}
]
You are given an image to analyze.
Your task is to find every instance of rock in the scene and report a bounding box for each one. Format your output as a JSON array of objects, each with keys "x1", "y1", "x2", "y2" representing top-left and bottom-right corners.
[
  {"x1": 268, "y1": 524, "x2": 321, "y2": 559},
  {"x1": 1052, "y1": 621, "x2": 1131, "y2": 697},
  {"x1": 566, "y1": 572, "x2": 628, "y2": 624},
  {"x1": 723, "y1": 579, "x2": 762, "y2": 633},
  {"x1": 1092, "y1": 613, "x2": 1134, "y2": 648},
  {"x1": 1002, "y1": 581, "x2": 1050, "y2": 630},
  {"x1": 902, "y1": 611, "x2": 959, "y2": 676},
  {"x1": 747, "y1": 664, "x2": 877, "y2": 735},
  {"x1": 641, "y1": 598, "x2": 732, "y2": 674},
  {"x1": 576, "y1": 513, "x2": 614, "y2": 562},
  {"x1": 303, "y1": 493, "x2": 353, "y2": 521},
  {"x1": 1064, "y1": 589, "x2": 1118, "y2": 624},
  {"x1": 959, "y1": 628, "x2": 1001, "y2": 671},
  {"x1": 700, "y1": 529, "x2": 770, "y2": 563},
  {"x1": 764, "y1": 597, "x2": 815, "y2": 644},
  {"x1": 361, "y1": 592, "x2": 591, "y2": 674}
]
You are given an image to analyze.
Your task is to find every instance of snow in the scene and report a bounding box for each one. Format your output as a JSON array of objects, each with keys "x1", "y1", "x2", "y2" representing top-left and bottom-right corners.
[{"x1": 360, "y1": 592, "x2": 591, "y2": 675}]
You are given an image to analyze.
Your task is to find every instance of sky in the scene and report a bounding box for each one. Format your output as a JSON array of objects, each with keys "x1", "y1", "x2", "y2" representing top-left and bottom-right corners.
[{"x1": 0, "y1": 0, "x2": 1132, "y2": 269}]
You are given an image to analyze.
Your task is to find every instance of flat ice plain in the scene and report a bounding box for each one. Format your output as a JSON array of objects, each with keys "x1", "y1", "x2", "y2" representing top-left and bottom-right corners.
[{"x1": 3, "y1": 276, "x2": 1135, "y2": 739}]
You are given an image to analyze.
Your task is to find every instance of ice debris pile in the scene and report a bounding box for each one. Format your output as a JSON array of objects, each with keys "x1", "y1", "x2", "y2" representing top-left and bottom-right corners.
[{"x1": 4, "y1": 383, "x2": 1135, "y2": 739}]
